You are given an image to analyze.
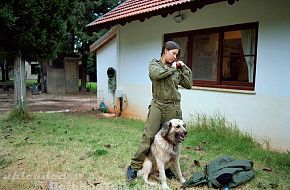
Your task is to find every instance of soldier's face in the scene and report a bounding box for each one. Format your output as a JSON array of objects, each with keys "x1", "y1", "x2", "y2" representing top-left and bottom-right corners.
[{"x1": 164, "y1": 49, "x2": 179, "y2": 64}]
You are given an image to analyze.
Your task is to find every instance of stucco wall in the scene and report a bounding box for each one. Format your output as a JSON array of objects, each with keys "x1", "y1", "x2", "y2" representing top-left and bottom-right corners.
[
  {"x1": 113, "y1": 0, "x2": 290, "y2": 151},
  {"x1": 96, "y1": 38, "x2": 118, "y2": 111}
]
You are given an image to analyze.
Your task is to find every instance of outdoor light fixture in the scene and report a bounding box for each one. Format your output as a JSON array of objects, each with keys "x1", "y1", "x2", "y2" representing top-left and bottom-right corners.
[{"x1": 174, "y1": 11, "x2": 183, "y2": 23}]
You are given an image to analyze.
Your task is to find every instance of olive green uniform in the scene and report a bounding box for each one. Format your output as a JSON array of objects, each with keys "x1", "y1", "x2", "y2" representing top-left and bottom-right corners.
[{"x1": 131, "y1": 58, "x2": 192, "y2": 170}]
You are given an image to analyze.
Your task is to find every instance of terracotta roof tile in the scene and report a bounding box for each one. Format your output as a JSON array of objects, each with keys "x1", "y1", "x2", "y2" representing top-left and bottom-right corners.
[
  {"x1": 88, "y1": 0, "x2": 190, "y2": 25},
  {"x1": 87, "y1": 0, "x2": 229, "y2": 31}
]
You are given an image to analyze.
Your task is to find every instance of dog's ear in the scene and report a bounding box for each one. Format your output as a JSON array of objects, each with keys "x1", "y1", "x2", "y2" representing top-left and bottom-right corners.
[{"x1": 161, "y1": 121, "x2": 172, "y2": 137}]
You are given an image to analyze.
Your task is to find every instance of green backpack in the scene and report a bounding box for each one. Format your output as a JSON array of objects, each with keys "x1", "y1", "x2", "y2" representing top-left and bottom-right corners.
[{"x1": 184, "y1": 156, "x2": 255, "y2": 188}]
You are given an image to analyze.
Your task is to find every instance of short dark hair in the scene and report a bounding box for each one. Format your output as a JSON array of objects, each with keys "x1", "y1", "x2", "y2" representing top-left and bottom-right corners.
[{"x1": 161, "y1": 41, "x2": 181, "y2": 59}]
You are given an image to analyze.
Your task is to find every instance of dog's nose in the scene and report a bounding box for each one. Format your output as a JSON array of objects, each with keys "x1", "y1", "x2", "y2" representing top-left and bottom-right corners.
[{"x1": 184, "y1": 131, "x2": 188, "y2": 136}]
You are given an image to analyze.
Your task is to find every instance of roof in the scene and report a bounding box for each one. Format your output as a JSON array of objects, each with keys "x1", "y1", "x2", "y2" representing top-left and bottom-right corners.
[
  {"x1": 90, "y1": 27, "x2": 117, "y2": 53},
  {"x1": 87, "y1": 0, "x2": 232, "y2": 31}
]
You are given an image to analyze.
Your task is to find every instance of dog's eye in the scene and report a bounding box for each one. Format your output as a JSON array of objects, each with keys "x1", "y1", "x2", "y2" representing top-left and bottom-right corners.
[{"x1": 183, "y1": 124, "x2": 186, "y2": 128}]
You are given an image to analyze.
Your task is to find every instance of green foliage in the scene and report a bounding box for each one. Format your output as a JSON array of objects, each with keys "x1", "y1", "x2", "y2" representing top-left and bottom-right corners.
[
  {"x1": 189, "y1": 112, "x2": 254, "y2": 143},
  {"x1": 86, "y1": 82, "x2": 97, "y2": 92},
  {"x1": 65, "y1": 0, "x2": 123, "y2": 54},
  {"x1": 87, "y1": 52, "x2": 96, "y2": 81},
  {"x1": 0, "y1": 4, "x2": 16, "y2": 30},
  {"x1": 26, "y1": 79, "x2": 38, "y2": 88},
  {"x1": 17, "y1": 1, "x2": 69, "y2": 61},
  {"x1": 67, "y1": 0, "x2": 125, "y2": 87},
  {"x1": 0, "y1": 1, "x2": 71, "y2": 61},
  {"x1": 0, "y1": 0, "x2": 125, "y2": 59}
]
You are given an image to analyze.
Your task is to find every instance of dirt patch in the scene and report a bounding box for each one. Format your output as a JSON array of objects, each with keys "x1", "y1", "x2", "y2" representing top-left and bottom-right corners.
[{"x1": 0, "y1": 89, "x2": 99, "y2": 114}]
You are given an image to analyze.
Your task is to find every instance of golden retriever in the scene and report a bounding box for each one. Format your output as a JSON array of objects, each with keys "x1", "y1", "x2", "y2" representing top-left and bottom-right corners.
[{"x1": 137, "y1": 119, "x2": 188, "y2": 190}]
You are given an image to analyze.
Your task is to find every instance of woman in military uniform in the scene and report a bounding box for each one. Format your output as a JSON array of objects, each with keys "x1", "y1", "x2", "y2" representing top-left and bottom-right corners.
[{"x1": 127, "y1": 41, "x2": 192, "y2": 181}]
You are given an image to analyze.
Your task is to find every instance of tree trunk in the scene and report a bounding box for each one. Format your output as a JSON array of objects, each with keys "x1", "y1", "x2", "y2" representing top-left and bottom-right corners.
[
  {"x1": 40, "y1": 60, "x2": 47, "y2": 93},
  {"x1": 5, "y1": 59, "x2": 9, "y2": 81},
  {"x1": 80, "y1": 50, "x2": 88, "y2": 92},
  {"x1": 0, "y1": 59, "x2": 8, "y2": 82},
  {"x1": 0, "y1": 62, "x2": 5, "y2": 82},
  {"x1": 13, "y1": 52, "x2": 26, "y2": 110}
]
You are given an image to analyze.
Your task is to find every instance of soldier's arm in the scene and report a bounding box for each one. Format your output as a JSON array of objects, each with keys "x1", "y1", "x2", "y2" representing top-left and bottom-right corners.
[
  {"x1": 149, "y1": 61, "x2": 176, "y2": 80},
  {"x1": 179, "y1": 65, "x2": 192, "y2": 89}
]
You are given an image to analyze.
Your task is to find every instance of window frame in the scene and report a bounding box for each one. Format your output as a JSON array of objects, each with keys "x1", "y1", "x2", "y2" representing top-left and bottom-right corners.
[{"x1": 164, "y1": 22, "x2": 259, "y2": 91}]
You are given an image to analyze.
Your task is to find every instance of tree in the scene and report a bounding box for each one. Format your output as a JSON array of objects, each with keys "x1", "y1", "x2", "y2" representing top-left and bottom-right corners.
[
  {"x1": 0, "y1": 4, "x2": 16, "y2": 82},
  {"x1": 64, "y1": 0, "x2": 125, "y2": 91},
  {"x1": 1, "y1": 1, "x2": 70, "y2": 61},
  {"x1": 0, "y1": 56, "x2": 8, "y2": 82},
  {"x1": 0, "y1": 0, "x2": 124, "y2": 114},
  {"x1": 0, "y1": 0, "x2": 71, "y2": 113}
]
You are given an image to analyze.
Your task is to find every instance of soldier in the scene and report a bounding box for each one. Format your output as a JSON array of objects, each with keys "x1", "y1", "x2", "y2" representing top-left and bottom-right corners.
[{"x1": 126, "y1": 41, "x2": 192, "y2": 181}]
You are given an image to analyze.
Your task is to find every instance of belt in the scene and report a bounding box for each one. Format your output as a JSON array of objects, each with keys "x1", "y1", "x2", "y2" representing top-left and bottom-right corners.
[{"x1": 152, "y1": 99, "x2": 180, "y2": 105}]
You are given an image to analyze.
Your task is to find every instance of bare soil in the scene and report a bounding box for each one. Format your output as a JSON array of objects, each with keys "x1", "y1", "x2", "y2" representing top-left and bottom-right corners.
[{"x1": 0, "y1": 89, "x2": 99, "y2": 114}]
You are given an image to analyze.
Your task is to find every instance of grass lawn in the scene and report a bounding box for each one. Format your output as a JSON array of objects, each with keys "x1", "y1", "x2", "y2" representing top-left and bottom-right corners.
[
  {"x1": 0, "y1": 112, "x2": 289, "y2": 190},
  {"x1": 26, "y1": 79, "x2": 38, "y2": 88},
  {"x1": 85, "y1": 82, "x2": 97, "y2": 92},
  {"x1": 78, "y1": 81, "x2": 97, "y2": 92}
]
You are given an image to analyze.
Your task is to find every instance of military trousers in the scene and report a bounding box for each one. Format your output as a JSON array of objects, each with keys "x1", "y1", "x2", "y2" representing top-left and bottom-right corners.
[{"x1": 130, "y1": 99, "x2": 182, "y2": 170}]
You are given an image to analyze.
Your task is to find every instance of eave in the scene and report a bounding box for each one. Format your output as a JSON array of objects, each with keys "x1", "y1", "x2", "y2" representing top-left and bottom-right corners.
[{"x1": 87, "y1": 0, "x2": 238, "y2": 32}]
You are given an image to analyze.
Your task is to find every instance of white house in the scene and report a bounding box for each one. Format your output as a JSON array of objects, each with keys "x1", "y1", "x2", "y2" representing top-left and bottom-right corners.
[
  {"x1": 88, "y1": 0, "x2": 290, "y2": 151},
  {"x1": 25, "y1": 61, "x2": 38, "y2": 80}
]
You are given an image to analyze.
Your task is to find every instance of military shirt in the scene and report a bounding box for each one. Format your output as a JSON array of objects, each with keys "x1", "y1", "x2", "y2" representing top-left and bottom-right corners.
[{"x1": 149, "y1": 58, "x2": 192, "y2": 103}]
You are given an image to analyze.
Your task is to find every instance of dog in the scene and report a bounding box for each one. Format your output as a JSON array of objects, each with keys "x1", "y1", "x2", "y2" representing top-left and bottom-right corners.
[{"x1": 137, "y1": 119, "x2": 188, "y2": 190}]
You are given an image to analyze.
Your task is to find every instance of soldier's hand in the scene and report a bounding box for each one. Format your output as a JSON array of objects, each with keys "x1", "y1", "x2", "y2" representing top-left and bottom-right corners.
[
  {"x1": 173, "y1": 61, "x2": 183, "y2": 69},
  {"x1": 177, "y1": 61, "x2": 185, "y2": 67},
  {"x1": 171, "y1": 62, "x2": 177, "y2": 68}
]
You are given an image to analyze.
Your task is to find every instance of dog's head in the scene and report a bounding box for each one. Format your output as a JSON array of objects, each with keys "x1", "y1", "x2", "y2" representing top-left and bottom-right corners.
[{"x1": 160, "y1": 119, "x2": 188, "y2": 144}]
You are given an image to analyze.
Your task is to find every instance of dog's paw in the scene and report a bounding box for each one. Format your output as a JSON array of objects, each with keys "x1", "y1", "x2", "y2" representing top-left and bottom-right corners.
[
  {"x1": 180, "y1": 177, "x2": 186, "y2": 184},
  {"x1": 161, "y1": 183, "x2": 170, "y2": 190},
  {"x1": 146, "y1": 181, "x2": 158, "y2": 186}
]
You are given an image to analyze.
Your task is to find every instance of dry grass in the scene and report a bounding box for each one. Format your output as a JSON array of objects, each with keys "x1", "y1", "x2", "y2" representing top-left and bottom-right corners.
[{"x1": 0, "y1": 112, "x2": 289, "y2": 190}]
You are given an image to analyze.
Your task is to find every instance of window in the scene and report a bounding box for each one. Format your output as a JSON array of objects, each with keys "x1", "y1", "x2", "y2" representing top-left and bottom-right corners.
[
  {"x1": 164, "y1": 22, "x2": 258, "y2": 91},
  {"x1": 30, "y1": 64, "x2": 38, "y2": 74},
  {"x1": 52, "y1": 57, "x2": 64, "y2": 69}
]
